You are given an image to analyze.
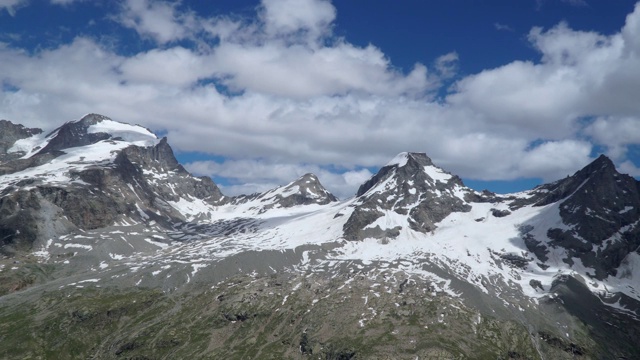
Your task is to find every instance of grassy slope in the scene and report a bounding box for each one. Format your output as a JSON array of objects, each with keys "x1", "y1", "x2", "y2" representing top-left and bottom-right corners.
[{"x1": 0, "y1": 265, "x2": 603, "y2": 360}]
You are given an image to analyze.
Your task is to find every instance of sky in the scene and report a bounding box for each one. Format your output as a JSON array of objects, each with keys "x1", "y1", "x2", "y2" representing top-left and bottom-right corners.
[{"x1": 1, "y1": 0, "x2": 639, "y2": 199}]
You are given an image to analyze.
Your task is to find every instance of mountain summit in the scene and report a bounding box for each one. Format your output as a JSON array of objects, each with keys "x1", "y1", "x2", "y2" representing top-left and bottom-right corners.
[{"x1": 344, "y1": 152, "x2": 475, "y2": 241}]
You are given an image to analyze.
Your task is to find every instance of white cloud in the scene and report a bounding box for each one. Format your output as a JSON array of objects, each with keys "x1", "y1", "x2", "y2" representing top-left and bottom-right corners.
[
  {"x1": 1, "y1": 0, "x2": 640, "y2": 197},
  {"x1": 619, "y1": 160, "x2": 640, "y2": 177},
  {"x1": 494, "y1": 23, "x2": 514, "y2": 32},
  {"x1": 434, "y1": 52, "x2": 459, "y2": 79},
  {"x1": 518, "y1": 140, "x2": 593, "y2": 181},
  {"x1": 0, "y1": 0, "x2": 27, "y2": 16},
  {"x1": 118, "y1": 0, "x2": 197, "y2": 44},
  {"x1": 449, "y1": 3, "x2": 640, "y2": 144},
  {"x1": 259, "y1": 0, "x2": 336, "y2": 42},
  {"x1": 210, "y1": 42, "x2": 431, "y2": 99},
  {"x1": 584, "y1": 116, "x2": 640, "y2": 160},
  {"x1": 119, "y1": 47, "x2": 214, "y2": 87}
]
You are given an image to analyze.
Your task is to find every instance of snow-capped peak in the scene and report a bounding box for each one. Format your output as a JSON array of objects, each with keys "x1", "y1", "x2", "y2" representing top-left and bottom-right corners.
[
  {"x1": 86, "y1": 118, "x2": 157, "y2": 146},
  {"x1": 8, "y1": 114, "x2": 158, "y2": 160}
]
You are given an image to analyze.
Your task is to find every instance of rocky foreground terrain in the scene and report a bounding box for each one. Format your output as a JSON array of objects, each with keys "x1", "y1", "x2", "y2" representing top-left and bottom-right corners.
[{"x1": 1, "y1": 114, "x2": 639, "y2": 359}]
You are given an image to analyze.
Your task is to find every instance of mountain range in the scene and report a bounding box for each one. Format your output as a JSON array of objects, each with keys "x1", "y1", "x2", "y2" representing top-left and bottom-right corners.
[{"x1": 1, "y1": 114, "x2": 639, "y2": 359}]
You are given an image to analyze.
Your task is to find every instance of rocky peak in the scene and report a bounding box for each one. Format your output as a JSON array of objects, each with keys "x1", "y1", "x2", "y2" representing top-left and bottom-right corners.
[
  {"x1": 344, "y1": 152, "x2": 473, "y2": 241},
  {"x1": 527, "y1": 155, "x2": 622, "y2": 207},
  {"x1": 285, "y1": 173, "x2": 338, "y2": 204},
  {"x1": 356, "y1": 152, "x2": 465, "y2": 198},
  {"x1": 113, "y1": 136, "x2": 226, "y2": 207},
  {"x1": 521, "y1": 155, "x2": 640, "y2": 279}
]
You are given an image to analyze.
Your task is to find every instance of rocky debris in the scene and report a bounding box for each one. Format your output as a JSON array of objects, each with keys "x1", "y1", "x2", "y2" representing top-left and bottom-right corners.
[
  {"x1": 491, "y1": 208, "x2": 511, "y2": 217},
  {"x1": 529, "y1": 279, "x2": 544, "y2": 291},
  {"x1": 499, "y1": 253, "x2": 530, "y2": 268},
  {"x1": 538, "y1": 332, "x2": 585, "y2": 356},
  {"x1": 0, "y1": 189, "x2": 78, "y2": 255},
  {"x1": 542, "y1": 274, "x2": 640, "y2": 357},
  {"x1": 344, "y1": 152, "x2": 473, "y2": 241}
]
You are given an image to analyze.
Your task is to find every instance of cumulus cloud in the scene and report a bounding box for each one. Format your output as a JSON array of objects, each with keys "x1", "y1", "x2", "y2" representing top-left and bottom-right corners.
[
  {"x1": 584, "y1": 116, "x2": 640, "y2": 160},
  {"x1": 259, "y1": 0, "x2": 336, "y2": 42},
  {"x1": 118, "y1": 0, "x2": 197, "y2": 44},
  {"x1": 434, "y1": 52, "x2": 459, "y2": 79},
  {"x1": 619, "y1": 160, "x2": 640, "y2": 177},
  {"x1": 1, "y1": 0, "x2": 639, "y2": 196},
  {"x1": 450, "y1": 3, "x2": 640, "y2": 147}
]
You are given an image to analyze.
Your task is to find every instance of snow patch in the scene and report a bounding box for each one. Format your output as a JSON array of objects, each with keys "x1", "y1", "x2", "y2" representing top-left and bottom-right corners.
[{"x1": 386, "y1": 152, "x2": 409, "y2": 167}]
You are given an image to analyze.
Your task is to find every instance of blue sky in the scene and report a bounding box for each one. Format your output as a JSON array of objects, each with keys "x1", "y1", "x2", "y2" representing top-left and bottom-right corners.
[{"x1": 1, "y1": 0, "x2": 639, "y2": 198}]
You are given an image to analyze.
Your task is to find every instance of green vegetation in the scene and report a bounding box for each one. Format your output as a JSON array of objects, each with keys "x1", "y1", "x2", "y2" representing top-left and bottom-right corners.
[{"x1": 0, "y1": 271, "x2": 597, "y2": 359}]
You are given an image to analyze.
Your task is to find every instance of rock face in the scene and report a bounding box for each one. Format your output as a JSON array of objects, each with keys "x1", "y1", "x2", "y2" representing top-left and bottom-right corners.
[
  {"x1": 0, "y1": 120, "x2": 44, "y2": 174},
  {"x1": 0, "y1": 120, "x2": 42, "y2": 155},
  {"x1": 343, "y1": 152, "x2": 475, "y2": 241},
  {"x1": 519, "y1": 155, "x2": 640, "y2": 279}
]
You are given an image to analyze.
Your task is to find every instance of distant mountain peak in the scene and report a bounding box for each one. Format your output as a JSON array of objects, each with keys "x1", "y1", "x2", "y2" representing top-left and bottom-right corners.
[{"x1": 259, "y1": 172, "x2": 338, "y2": 208}]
